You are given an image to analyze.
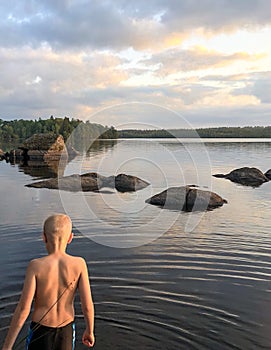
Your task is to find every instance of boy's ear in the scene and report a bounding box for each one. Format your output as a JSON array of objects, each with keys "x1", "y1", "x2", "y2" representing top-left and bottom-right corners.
[
  {"x1": 42, "y1": 232, "x2": 47, "y2": 243},
  {"x1": 67, "y1": 232, "x2": 73, "y2": 244}
]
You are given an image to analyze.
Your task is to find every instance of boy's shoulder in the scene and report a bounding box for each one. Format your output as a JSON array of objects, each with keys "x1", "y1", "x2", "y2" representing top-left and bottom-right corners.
[{"x1": 28, "y1": 255, "x2": 86, "y2": 267}]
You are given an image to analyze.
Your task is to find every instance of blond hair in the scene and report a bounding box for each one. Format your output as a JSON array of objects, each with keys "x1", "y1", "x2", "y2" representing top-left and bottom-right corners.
[{"x1": 43, "y1": 214, "x2": 72, "y2": 242}]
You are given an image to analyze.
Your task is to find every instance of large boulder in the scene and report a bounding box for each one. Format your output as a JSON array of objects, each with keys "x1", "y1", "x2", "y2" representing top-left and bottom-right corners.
[
  {"x1": 213, "y1": 167, "x2": 269, "y2": 187},
  {"x1": 146, "y1": 186, "x2": 227, "y2": 211},
  {"x1": 26, "y1": 172, "x2": 150, "y2": 192},
  {"x1": 21, "y1": 133, "x2": 65, "y2": 152},
  {"x1": 20, "y1": 133, "x2": 67, "y2": 160}
]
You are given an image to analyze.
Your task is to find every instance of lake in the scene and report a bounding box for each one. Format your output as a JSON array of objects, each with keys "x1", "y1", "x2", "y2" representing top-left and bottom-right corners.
[{"x1": 1, "y1": 138, "x2": 271, "y2": 349}]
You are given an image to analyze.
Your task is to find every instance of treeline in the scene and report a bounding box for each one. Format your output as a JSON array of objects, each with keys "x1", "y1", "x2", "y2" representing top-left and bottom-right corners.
[
  {"x1": 197, "y1": 126, "x2": 271, "y2": 138},
  {"x1": 119, "y1": 126, "x2": 271, "y2": 138},
  {"x1": 0, "y1": 116, "x2": 118, "y2": 150}
]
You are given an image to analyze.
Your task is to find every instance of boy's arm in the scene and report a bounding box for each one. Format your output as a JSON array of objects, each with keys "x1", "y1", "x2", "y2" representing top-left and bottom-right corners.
[
  {"x1": 2, "y1": 261, "x2": 36, "y2": 350},
  {"x1": 78, "y1": 258, "x2": 95, "y2": 348}
]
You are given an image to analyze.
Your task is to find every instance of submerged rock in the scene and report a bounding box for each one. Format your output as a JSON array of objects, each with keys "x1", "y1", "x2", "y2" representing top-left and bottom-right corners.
[
  {"x1": 146, "y1": 186, "x2": 227, "y2": 211},
  {"x1": 213, "y1": 167, "x2": 269, "y2": 187},
  {"x1": 26, "y1": 172, "x2": 149, "y2": 193}
]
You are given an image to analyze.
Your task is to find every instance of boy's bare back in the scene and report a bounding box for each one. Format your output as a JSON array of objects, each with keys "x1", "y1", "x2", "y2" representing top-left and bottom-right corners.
[
  {"x1": 2, "y1": 214, "x2": 95, "y2": 350},
  {"x1": 30, "y1": 253, "x2": 88, "y2": 327}
]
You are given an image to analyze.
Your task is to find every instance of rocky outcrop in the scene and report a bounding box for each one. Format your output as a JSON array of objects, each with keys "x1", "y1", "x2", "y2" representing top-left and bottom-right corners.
[
  {"x1": 26, "y1": 173, "x2": 150, "y2": 192},
  {"x1": 3, "y1": 134, "x2": 79, "y2": 163},
  {"x1": 146, "y1": 186, "x2": 227, "y2": 211},
  {"x1": 22, "y1": 133, "x2": 65, "y2": 151},
  {"x1": 19, "y1": 133, "x2": 67, "y2": 160},
  {"x1": 213, "y1": 167, "x2": 269, "y2": 187}
]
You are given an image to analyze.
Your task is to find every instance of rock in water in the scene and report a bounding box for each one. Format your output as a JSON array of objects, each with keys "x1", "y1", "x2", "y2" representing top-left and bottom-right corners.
[
  {"x1": 115, "y1": 174, "x2": 150, "y2": 192},
  {"x1": 213, "y1": 167, "x2": 269, "y2": 186},
  {"x1": 26, "y1": 174, "x2": 99, "y2": 192},
  {"x1": 186, "y1": 188, "x2": 227, "y2": 211},
  {"x1": 146, "y1": 186, "x2": 188, "y2": 210},
  {"x1": 26, "y1": 172, "x2": 150, "y2": 193},
  {"x1": 146, "y1": 186, "x2": 227, "y2": 211},
  {"x1": 21, "y1": 133, "x2": 64, "y2": 152}
]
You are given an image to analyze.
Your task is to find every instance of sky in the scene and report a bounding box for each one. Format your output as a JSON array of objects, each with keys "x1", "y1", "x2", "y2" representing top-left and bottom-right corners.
[{"x1": 1, "y1": 0, "x2": 271, "y2": 128}]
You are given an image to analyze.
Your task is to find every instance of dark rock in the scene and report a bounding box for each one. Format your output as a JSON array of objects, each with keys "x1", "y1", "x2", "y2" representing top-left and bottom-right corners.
[
  {"x1": 26, "y1": 174, "x2": 99, "y2": 192},
  {"x1": 26, "y1": 172, "x2": 150, "y2": 193},
  {"x1": 186, "y1": 187, "x2": 227, "y2": 211},
  {"x1": 80, "y1": 172, "x2": 105, "y2": 190},
  {"x1": 146, "y1": 186, "x2": 188, "y2": 210},
  {"x1": 264, "y1": 169, "x2": 271, "y2": 180},
  {"x1": 18, "y1": 133, "x2": 80, "y2": 161},
  {"x1": 146, "y1": 186, "x2": 227, "y2": 211},
  {"x1": 115, "y1": 173, "x2": 150, "y2": 192},
  {"x1": 21, "y1": 133, "x2": 65, "y2": 152},
  {"x1": 213, "y1": 167, "x2": 269, "y2": 187}
]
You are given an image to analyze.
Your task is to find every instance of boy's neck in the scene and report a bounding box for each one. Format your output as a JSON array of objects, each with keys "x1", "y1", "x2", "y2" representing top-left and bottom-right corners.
[{"x1": 46, "y1": 242, "x2": 67, "y2": 254}]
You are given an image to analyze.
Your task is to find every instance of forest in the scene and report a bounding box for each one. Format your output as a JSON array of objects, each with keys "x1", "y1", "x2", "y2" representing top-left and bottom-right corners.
[
  {"x1": 119, "y1": 126, "x2": 271, "y2": 138},
  {"x1": 1, "y1": 118, "x2": 271, "y2": 152},
  {"x1": 0, "y1": 116, "x2": 118, "y2": 150}
]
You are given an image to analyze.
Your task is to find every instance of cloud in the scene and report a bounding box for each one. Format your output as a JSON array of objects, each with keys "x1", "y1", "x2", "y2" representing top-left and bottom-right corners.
[
  {"x1": 0, "y1": 1, "x2": 271, "y2": 126},
  {"x1": 139, "y1": 47, "x2": 263, "y2": 77},
  {"x1": 160, "y1": 0, "x2": 271, "y2": 32},
  {"x1": 231, "y1": 71, "x2": 271, "y2": 104},
  {"x1": 0, "y1": 1, "x2": 164, "y2": 50},
  {"x1": 1, "y1": 0, "x2": 271, "y2": 50}
]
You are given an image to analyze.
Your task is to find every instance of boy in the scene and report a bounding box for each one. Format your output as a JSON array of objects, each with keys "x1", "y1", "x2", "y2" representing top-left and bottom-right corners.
[{"x1": 2, "y1": 214, "x2": 95, "y2": 349}]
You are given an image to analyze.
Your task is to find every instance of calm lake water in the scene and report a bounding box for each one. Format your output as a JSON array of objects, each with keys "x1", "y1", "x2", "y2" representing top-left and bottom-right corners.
[{"x1": 1, "y1": 138, "x2": 271, "y2": 349}]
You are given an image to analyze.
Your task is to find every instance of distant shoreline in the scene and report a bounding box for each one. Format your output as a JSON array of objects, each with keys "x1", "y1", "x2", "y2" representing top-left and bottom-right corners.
[{"x1": 118, "y1": 126, "x2": 271, "y2": 139}]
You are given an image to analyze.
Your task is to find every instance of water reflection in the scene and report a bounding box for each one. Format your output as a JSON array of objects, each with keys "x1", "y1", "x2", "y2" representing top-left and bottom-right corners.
[
  {"x1": 18, "y1": 159, "x2": 66, "y2": 179},
  {"x1": 1, "y1": 139, "x2": 271, "y2": 349},
  {"x1": 84, "y1": 139, "x2": 118, "y2": 157},
  {"x1": 66, "y1": 133, "x2": 118, "y2": 155},
  {"x1": 1, "y1": 139, "x2": 118, "y2": 180}
]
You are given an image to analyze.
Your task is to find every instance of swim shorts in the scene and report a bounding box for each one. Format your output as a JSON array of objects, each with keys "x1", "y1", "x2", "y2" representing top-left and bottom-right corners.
[{"x1": 26, "y1": 320, "x2": 75, "y2": 350}]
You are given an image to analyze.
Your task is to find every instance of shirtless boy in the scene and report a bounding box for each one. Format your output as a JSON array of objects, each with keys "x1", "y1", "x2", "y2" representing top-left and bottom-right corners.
[{"x1": 2, "y1": 214, "x2": 95, "y2": 350}]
